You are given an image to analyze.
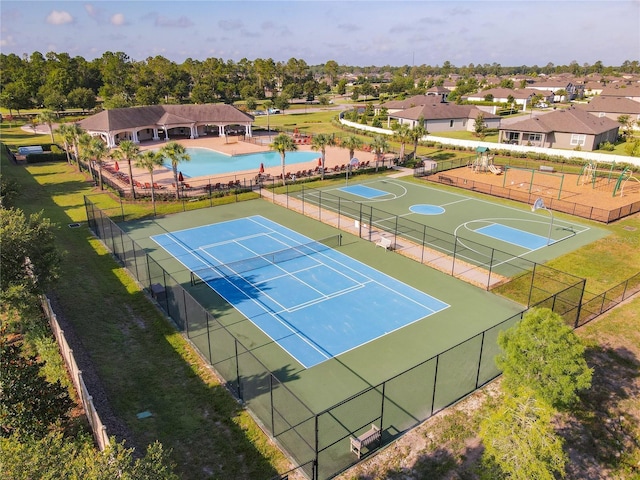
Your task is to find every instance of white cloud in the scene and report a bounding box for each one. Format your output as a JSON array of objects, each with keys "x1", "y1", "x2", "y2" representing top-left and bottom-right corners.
[
  {"x1": 111, "y1": 13, "x2": 126, "y2": 26},
  {"x1": 46, "y1": 10, "x2": 74, "y2": 25},
  {"x1": 85, "y1": 4, "x2": 96, "y2": 18},
  {"x1": 0, "y1": 35, "x2": 16, "y2": 47}
]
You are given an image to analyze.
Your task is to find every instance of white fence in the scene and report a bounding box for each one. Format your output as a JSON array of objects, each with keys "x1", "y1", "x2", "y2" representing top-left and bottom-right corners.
[
  {"x1": 339, "y1": 118, "x2": 640, "y2": 167},
  {"x1": 41, "y1": 296, "x2": 110, "y2": 450}
]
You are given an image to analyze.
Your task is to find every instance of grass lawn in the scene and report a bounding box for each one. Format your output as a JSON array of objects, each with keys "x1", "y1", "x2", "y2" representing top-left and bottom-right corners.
[{"x1": 0, "y1": 147, "x2": 293, "y2": 478}]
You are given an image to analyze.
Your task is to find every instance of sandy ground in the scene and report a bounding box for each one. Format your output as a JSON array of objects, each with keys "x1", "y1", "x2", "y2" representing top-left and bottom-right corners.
[{"x1": 437, "y1": 164, "x2": 640, "y2": 210}]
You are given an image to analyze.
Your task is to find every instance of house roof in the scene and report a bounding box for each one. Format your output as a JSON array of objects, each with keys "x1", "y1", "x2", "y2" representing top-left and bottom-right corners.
[
  {"x1": 79, "y1": 104, "x2": 254, "y2": 132},
  {"x1": 580, "y1": 96, "x2": 640, "y2": 115},
  {"x1": 463, "y1": 87, "x2": 541, "y2": 100},
  {"x1": 381, "y1": 95, "x2": 438, "y2": 109},
  {"x1": 600, "y1": 84, "x2": 640, "y2": 98},
  {"x1": 501, "y1": 106, "x2": 619, "y2": 134},
  {"x1": 391, "y1": 103, "x2": 499, "y2": 121}
]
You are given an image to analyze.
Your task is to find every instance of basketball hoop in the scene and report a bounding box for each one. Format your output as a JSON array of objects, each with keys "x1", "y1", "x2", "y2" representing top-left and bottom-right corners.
[{"x1": 532, "y1": 197, "x2": 554, "y2": 245}]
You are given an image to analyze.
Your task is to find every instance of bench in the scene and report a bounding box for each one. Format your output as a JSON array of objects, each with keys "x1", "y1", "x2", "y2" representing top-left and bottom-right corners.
[
  {"x1": 539, "y1": 165, "x2": 555, "y2": 172},
  {"x1": 376, "y1": 237, "x2": 393, "y2": 250},
  {"x1": 350, "y1": 424, "x2": 381, "y2": 459},
  {"x1": 438, "y1": 175, "x2": 454, "y2": 185}
]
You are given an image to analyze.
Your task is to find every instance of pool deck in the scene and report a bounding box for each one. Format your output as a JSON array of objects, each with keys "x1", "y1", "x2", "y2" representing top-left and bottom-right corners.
[{"x1": 104, "y1": 133, "x2": 380, "y2": 193}]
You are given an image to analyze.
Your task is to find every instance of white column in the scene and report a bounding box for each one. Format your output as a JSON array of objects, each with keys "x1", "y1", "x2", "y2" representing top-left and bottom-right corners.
[
  {"x1": 245, "y1": 124, "x2": 252, "y2": 137},
  {"x1": 132, "y1": 130, "x2": 139, "y2": 143},
  {"x1": 153, "y1": 128, "x2": 160, "y2": 140},
  {"x1": 107, "y1": 133, "x2": 116, "y2": 148},
  {"x1": 164, "y1": 125, "x2": 169, "y2": 140},
  {"x1": 219, "y1": 125, "x2": 226, "y2": 137},
  {"x1": 190, "y1": 124, "x2": 196, "y2": 139}
]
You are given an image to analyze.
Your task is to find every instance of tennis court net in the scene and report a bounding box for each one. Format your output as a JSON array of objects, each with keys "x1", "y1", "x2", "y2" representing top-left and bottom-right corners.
[{"x1": 190, "y1": 234, "x2": 342, "y2": 285}]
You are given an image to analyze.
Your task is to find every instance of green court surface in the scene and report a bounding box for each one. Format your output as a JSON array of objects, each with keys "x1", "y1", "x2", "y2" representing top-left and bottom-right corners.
[
  {"x1": 291, "y1": 178, "x2": 609, "y2": 266},
  {"x1": 114, "y1": 190, "x2": 605, "y2": 476}
]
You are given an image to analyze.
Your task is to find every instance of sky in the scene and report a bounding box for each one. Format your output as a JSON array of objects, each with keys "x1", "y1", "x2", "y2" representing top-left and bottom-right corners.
[{"x1": 1, "y1": 0, "x2": 639, "y2": 68}]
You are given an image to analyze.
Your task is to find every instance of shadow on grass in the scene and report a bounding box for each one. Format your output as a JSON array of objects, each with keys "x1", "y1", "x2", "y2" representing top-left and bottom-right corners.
[
  {"x1": 2, "y1": 154, "x2": 285, "y2": 479},
  {"x1": 561, "y1": 345, "x2": 640, "y2": 478}
]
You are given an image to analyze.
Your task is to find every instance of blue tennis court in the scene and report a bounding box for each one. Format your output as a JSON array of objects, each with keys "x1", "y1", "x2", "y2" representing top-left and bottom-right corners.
[
  {"x1": 152, "y1": 216, "x2": 449, "y2": 368},
  {"x1": 475, "y1": 223, "x2": 551, "y2": 250},
  {"x1": 339, "y1": 185, "x2": 389, "y2": 199}
]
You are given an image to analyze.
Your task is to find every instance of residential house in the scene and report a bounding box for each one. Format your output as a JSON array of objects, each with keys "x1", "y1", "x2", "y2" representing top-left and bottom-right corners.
[
  {"x1": 389, "y1": 102, "x2": 501, "y2": 133},
  {"x1": 599, "y1": 84, "x2": 640, "y2": 103},
  {"x1": 528, "y1": 78, "x2": 584, "y2": 101},
  {"x1": 461, "y1": 88, "x2": 551, "y2": 111},
  {"x1": 579, "y1": 96, "x2": 640, "y2": 130},
  {"x1": 498, "y1": 106, "x2": 619, "y2": 151}
]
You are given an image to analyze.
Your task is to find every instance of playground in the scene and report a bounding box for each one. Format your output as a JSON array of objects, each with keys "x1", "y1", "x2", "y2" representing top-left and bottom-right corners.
[{"x1": 437, "y1": 157, "x2": 639, "y2": 217}]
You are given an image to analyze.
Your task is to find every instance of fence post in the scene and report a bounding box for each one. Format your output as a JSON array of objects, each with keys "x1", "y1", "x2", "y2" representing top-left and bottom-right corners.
[{"x1": 475, "y1": 332, "x2": 485, "y2": 389}]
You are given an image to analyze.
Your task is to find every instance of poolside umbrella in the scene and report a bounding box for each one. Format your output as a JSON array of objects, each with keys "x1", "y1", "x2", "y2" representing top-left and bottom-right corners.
[
  {"x1": 178, "y1": 171, "x2": 184, "y2": 182},
  {"x1": 318, "y1": 157, "x2": 322, "y2": 166},
  {"x1": 259, "y1": 163, "x2": 264, "y2": 174},
  {"x1": 114, "y1": 161, "x2": 119, "y2": 171}
]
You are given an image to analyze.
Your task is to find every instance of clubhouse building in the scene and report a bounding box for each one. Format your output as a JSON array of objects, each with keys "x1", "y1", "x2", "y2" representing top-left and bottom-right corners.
[{"x1": 78, "y1": 104, "x2": 255, "y2": 148}]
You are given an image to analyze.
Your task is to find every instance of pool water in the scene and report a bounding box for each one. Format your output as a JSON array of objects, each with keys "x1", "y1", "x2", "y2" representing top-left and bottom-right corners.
[{"x1": 162, "y1": 147, "x2": 320, "y2": 178}]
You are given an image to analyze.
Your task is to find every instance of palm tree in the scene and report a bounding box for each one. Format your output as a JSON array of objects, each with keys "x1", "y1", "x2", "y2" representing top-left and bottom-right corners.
[
  {"x1": 270, "y1": 134, "x2": 297, "y2": 185},
  {"x1": 410, "y1": 119, "x2": 428, "y2": 161},
  {"x1": 370, "y1": 135, "x2": 390, "y2": 172},
  {"x1": 38, "y1": 110, "x2": 57, "y2": 143},
  {"x1": 311, "y1": 133, "x2": 335, "y2": 180},
  {"x1": 55, "y1": 122, "x2": 84, "y2": 166},
  {"x1": 135, "y1": 150, "x2": 165, "y2": 213},
  {"x1": 159, "y1": 141, "x2": 191, "y2": 200},
  {"x1": 77, "y1": 132, "x2": 93, "y2": 172},
  {"x1": 87, "y1": 137, "x2": 109, "y2": 190},
  {"x1": 111, "y1": 140, "x2": 141, "y2": 199},
  {"x1": 55, "y1": 123, "x2": 74, "y2": 164},
  {"x1": 392, "y1": 123, "x2": 412, "y2": 165},
  {"x1": 340, "y1": 135, "x2": 364, "y2": 162}
]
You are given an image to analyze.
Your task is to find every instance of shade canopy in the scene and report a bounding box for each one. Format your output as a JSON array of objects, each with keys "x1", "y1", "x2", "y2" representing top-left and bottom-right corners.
[
  {"x1": 178, "y1": 171, "x2": 184, "y2": 182},
  {"x1": 259, "y1": 163, "x2": 265, "y2": 173},
  {"x1": 114, "y1": 161, "x2": 119, "y2": 171}
]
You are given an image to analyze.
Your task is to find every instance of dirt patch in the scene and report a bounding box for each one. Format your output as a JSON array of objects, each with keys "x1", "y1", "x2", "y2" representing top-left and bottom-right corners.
[{"x1": 431, "y1": 165, "x2": 639, "y2": 214}]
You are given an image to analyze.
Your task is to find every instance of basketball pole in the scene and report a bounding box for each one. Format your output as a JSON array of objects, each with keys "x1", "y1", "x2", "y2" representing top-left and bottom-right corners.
[{"x1": 532, "y1": 198, "x2": 554, "y2": 245}]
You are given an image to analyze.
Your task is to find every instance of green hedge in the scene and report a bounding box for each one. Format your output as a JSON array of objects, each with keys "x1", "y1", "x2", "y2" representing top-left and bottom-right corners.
[{"x1": 25, "y1": 152, "x2": 68, "y2": 163}]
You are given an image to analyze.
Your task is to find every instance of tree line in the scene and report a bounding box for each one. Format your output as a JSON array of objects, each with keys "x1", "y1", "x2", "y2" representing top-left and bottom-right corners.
[{"x1": 1, "y1": 50, "x2": 638, "y2": 115}]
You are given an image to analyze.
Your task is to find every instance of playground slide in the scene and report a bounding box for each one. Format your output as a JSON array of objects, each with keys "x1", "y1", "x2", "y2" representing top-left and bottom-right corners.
[{"x1": 489, "y1": 165, "x2": 503, "y2": 175}]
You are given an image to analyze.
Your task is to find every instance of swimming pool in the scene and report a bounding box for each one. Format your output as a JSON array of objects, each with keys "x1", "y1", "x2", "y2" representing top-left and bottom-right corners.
[{"x1": 161, "y1": 147, "x2": 320, "y2": 178}]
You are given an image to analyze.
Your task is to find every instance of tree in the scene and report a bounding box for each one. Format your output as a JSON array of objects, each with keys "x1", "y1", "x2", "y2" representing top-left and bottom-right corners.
[
  {"x1": 324, "y1": 60, "x2": 339, "y2": 86},
  {"x1": 270, "y1": 134, "x2": 297, "y2": 184},
  {"x1": 617, "y1": 114, "x2": 634, "y2": 139},
  {"x1": 409, "y1": 119, "x2": 428, "y2": 159},
  {"x1": 340, "y1": 135, "x2": 364, "y2": 165},
  {"x1": 474, "y1": 112, "x2": 488, "y2": 139},
  {"x1": 273, "y1": 93, "x2": 291, "y2": 114},
  {"x1": 0, "y1": 208, "x2": 61, "y2": 311},
  {"x1": 0, "y1": 339, "x2": 73, "y2": 438},
  {"x1": 159, "y1": 141, "x2": 191, "y2": 200},
  {"x1": 43, "y1": 92, "x2": 67, "y2": 113},
  {"x1": 110, "y1": 140, "x2": 140, "y2": 200},
  {"x1": 392, "y1": 123, "x2": 412, "y2": 165},
  {"x1": 311, "y1": 133, "x2": 335, "y2": 180},
  {"x1": 497, "y1": 308, "x2": 592, "y2": 411},
  {"x1": 37, "y1": 110, "x2": 57, "y2": 144},
  {"x1": 480, "y1": 388, "x2": 567, "y2": 480},
  {"x1": 1, "y1": 432, "x2": 178, "y2": 479},
  {"x1": 136, "y1": 150, "x2": 165, "y2": 211},
  {"x1": 370, "y1": 135, "x2": 390, "y2": 171},
  {"x1": 87, "y1": 137, "x2": 109, "y2": 190},
  {"x1": 55, "y1": 123, "x2": 83, "y2": 165},
  {"x1": 0, "y1": 175, "x2": 20, "y2": 208},
  {"x1": 66, "y1": 87, "x2": 96, "y2": 113}
]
